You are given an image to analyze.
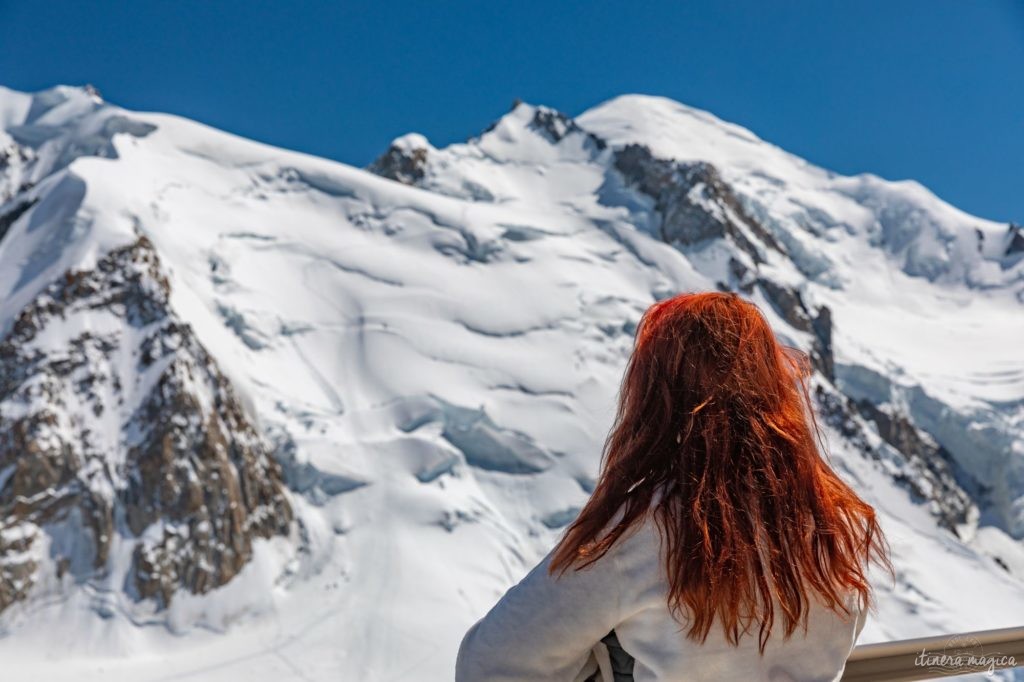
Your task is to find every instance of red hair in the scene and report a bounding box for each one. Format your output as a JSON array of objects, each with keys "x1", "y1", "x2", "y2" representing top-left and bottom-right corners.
[{"x1": 550, "y1": 291, "x2": 890, "y2": 652}]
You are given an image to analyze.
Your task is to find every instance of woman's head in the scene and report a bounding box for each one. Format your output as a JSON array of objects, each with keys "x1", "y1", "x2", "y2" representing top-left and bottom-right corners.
[{"x1": 550, "y1": 291, "x2": 889, "y2": 651}]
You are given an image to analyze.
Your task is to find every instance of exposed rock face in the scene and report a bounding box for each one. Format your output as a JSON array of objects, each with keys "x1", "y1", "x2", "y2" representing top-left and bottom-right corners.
[
  {"x1": 609, "y1": 138, "x2": 836, "y2": 379},
  {"x1": 125, "y1": 319, "x2": 293, "y2": 605},
  {"x1": 0, "y1": 197, "x2": 37, "y2": 244},
  {"x1": 813, "y1": 385, "x2": 974, "y2": 533},
  {"x1": 612, "y1": 143, "x2": 784, "y2": 264},
  {"x1": 529, "y1": 107, "x2": 578, "y2": 143},
  {"x1": 757, "y1": 278, "x2": 835, "y2": 382},
  {"x1": 1005, "y1": 223, "x2": 1024, "y2": 259},
  {"x1": 0, "y1": 525, "x2": 36, "y2": 611},
  {"x1": 854, "y1": 398, "x2": 979, "y2": 523},
  {"x1": 527, "y1": 106, "x2": 606, "y2": 150},
  {"x1": 368, "y1": 139, "x2": 429, "y2": 186},
  {"x1": 0, "y1": 236, "x2": 291, "y2": 612},
  {"x1": 0, "y1": 140, "x2": 34, "y2": 206}
]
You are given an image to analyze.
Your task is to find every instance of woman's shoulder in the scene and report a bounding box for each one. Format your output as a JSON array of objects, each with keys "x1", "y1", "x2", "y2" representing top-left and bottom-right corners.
[{"x1": 593, "y1": 510, "x2": 666, "y2": 588}]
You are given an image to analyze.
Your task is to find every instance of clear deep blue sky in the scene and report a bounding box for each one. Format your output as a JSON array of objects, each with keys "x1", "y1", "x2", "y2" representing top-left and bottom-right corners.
[{"x1": 2, "y1": 1, "x2": 1022, "y2": 222}]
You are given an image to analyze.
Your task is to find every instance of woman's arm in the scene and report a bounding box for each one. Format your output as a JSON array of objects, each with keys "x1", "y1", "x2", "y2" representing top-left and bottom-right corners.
[{"x1": 455, "y1": 546, "x2": 624, "y2": 682}]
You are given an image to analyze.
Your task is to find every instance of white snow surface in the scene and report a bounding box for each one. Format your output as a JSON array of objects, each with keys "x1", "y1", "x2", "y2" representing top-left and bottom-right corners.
[{"x1": 0, "y1": 86, "x2": 1022, "y2": 680}]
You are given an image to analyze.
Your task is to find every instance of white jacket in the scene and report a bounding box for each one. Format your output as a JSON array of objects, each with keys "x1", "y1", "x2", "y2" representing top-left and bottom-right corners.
[{"x1": 456, "y1": 518, "x2": 867, "y2": 681}]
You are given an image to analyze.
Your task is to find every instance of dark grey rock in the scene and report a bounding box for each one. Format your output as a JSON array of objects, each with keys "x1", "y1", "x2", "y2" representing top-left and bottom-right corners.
[
  {"x1": 757, "y1": 279, "x2": 834, "y2": 382},
  {"x1": 368, "y1": 143, "x2": 429, "y2": 186},
  {"x1": 0, "y1": 237, "x2": 292, "y2": 613},
  {"x1": 813, "y1": 385, "x2": 975, "y2": 534},
  {"x1": 612, "y1": 144, "x2": 784, "y2": 264}
]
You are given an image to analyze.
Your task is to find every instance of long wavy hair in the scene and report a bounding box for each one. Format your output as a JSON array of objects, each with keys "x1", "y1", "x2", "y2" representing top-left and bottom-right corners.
[{"x1": 550, "y1": 291, "x2": 890, "y2": 652}]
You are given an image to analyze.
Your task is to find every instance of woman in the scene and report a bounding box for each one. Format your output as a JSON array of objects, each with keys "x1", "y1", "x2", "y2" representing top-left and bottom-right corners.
[{"x1": 456, "y1": 292, "x2": 891, "y2": 681}]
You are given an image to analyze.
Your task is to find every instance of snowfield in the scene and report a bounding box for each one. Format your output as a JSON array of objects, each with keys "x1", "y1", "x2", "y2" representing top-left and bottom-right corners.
[{"x1": 0, "y1": 85, "x2": 1023, "y2": 680}]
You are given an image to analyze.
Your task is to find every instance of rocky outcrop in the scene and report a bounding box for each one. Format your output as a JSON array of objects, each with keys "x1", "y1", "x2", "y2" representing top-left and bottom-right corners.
[
  {"x1": 0, "y1": 140, "x2": 34, "y2": 206},
  {"x1": 125, "y1": 316, "x2": 293, "y2": 604},
  {"x1": 612, "y1": 144, "x2": 784, "y2": 264},
  {"x1": 0, "y1": 525, "x2": 36, "y2": 612},
  {"x1": 368, "y1": 137, "x2": 429, "y2": 186},
  {"x1": 527, "y1": 106, "x2": 607, "y2": 151},
  {"x1": 854, "y1": 398, "x2": 979, "y2": 516},
  {"x1": 813, "y1": 385, "x2": 975, "y2": 533},
  {"x1": 0, "y1": 236, "x2": 291, "y2": 612},
  {"x1": 1005, "y1": 223, "x2": 1024, "y2": 259},
  {"x1": 0, "y1": 197, "x2": 37, "y2": 244},
  {"x1": 757, "y1": 278, "x2": 835, "y2": 382}
]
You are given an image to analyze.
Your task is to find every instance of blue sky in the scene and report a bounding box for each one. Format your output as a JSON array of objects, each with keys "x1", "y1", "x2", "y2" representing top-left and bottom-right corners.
[{"x1": 2, "y1": 1, "x2": 1022, "y2": 222}]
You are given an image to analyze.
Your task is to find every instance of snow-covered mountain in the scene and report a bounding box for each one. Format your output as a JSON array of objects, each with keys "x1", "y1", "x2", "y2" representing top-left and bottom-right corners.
[{"x1": 1, "y1": 84, "x2": 1023, "y2": 681}]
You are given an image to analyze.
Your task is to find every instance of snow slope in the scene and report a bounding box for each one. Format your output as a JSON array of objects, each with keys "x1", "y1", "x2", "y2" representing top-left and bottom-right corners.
[{"x1": 0, "y1": 85, "x2": 1022, "y2": 680}]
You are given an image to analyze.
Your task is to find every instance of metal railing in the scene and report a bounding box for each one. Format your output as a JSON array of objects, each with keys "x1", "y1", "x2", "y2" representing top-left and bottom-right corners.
[{"x1": 842, "y1": 626, "x2": 1024, "y2": 681}]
